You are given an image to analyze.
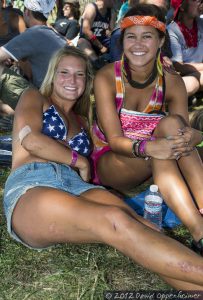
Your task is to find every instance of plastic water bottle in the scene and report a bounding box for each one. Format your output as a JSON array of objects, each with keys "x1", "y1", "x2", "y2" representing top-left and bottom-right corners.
[{"x1": 144, "y1": 185, "x2": 163, "y2": 228}]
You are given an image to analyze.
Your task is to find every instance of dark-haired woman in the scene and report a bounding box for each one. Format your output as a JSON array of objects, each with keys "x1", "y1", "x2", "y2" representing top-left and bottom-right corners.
[{"x1": 92, "y1": 4, "x2": 203, "y2": 254}]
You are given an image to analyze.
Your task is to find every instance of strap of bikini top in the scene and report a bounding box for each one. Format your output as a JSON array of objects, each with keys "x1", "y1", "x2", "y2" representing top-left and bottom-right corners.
[
  {"x1": 114, "y1": 61, "x2": 124, "y2": 112},
  {"x1": 149, "y1": 73, "x2": 166, "y2": 115},
  {"x1": 159, "y1": 73, "x2": 166, "y2": 113}
]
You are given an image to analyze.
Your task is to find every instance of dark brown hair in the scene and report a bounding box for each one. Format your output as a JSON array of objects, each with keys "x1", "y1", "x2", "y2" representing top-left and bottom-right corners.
[{"x1": 120, "y1": 3, "x2": 166, "y2": 44}]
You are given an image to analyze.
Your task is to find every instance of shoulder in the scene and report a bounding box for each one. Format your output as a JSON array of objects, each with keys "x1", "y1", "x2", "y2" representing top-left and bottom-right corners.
[
  {"x1": 94, "y1": 63, "x2": 116, "y2": 95},
  {"x1": 28, "y1": 25, "x2": 51, "y2": 35},
  {"x1": 82, "y1": 3, "x2": 97, "y2": 17},
  {"x1": 164, "y1": 69, "x2": 186, "y2": 98},
  {"x1": 164, "y1": 68, "x2": 182, "y2": 84},
  {"x1": 167, "y1": 21, "x2": 180, "y2": 35},
  {"x1": 32, "y1": 25, "x2": 66, "y2": 41},
  {"x1": 94, "y1": 62, "x2": 115, "y2": 82},
  {"x1": 197, "y1": 17, "x2": 203, "y2": 31},
  {"x1": 19, "y1": 87, "x2": 45, "y2": 106},
  {"x1": 68, "y1": 19, "x2": 78, "y2": 25}
]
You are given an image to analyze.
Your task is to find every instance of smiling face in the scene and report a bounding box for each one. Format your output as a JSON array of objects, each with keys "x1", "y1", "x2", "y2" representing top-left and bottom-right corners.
[
  {"x1": 123, "y1": 25, "x2": 164, "y2": 69},
  {"x1": 52, "y1": 55, "x2": 86, "y2": 103}
]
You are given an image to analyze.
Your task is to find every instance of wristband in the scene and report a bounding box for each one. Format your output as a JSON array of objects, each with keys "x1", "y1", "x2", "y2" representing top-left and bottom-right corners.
[
  {"x1": 140, "y1": 136, "x2": 156, "y2": 160},
  {"x1": 70, "y1": 150, "x2": 78, "y2": 167},
  {"x1": 132, "y1": 137, "x2": 156, "y2": 160},
  {"x1": 89, "y1": 34, "x2": 97, "y2": 41},
  {"x1": 138, "y1": 140, "x2": 147, "y2": 157}
]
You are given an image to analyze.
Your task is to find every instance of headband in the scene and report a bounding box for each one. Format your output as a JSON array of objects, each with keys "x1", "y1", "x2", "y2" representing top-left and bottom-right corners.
[{"x1": 120, "y1": 16, "x2": 166, "y2": 33}]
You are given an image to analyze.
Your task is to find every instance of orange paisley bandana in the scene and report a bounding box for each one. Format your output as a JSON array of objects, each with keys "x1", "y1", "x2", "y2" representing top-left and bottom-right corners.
[{"x1": 120, "y1": 16, "x2": 166, "y2": 33}]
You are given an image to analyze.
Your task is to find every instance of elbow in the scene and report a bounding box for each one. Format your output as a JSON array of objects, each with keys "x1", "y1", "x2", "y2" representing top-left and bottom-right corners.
[
  {"x1": 21, "y1": 132, "x2": 43, "y2": 154},
  {"x1": 108, "y1": 137, "x2": 120, "y2": 152}
]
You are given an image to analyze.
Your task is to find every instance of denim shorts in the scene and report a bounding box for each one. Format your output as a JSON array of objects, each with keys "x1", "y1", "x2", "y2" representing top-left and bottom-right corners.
[{"x1": 3, "y1": 162, "x2": 104, "y2": 249}]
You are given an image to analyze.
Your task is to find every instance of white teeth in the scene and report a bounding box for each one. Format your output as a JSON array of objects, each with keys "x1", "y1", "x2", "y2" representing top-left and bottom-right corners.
[
  {"x1": 132, "y1": 52, "x2": 145, "y2": 56},
  {"x1": 64, "y1": 87, "x2": 76, "y2": 91}
]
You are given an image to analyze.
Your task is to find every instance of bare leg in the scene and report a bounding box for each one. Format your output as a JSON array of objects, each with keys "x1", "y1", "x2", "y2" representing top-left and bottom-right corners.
[
  {"x1": 152, "y1": 115, "x2": 203, "y2": 242},
  {"x1": 97, "y1": 151, "x2": 152, "y2": 191},
  {"x1": 97, "y1": 115, "x2": 203, "y2": 242},
  {"x1": 183, "y1": 75, "x2": 200, "y2": 97},
  {"x1": 11, "y1": 187, "x2": 203, "y2": 289}
]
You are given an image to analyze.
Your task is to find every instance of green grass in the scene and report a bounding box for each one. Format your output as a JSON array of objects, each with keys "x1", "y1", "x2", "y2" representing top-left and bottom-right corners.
[{"x1": 0, "y1": 168, "x2": 193, "y2": 300}]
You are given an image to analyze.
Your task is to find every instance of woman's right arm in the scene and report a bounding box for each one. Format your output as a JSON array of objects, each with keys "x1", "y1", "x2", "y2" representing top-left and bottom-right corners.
[{"x1": 13, "y1": 88, "x2": 90, "y2": 181}]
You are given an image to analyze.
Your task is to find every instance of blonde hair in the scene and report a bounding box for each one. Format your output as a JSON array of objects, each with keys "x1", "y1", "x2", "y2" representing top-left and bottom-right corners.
[{"x1": 40, "y1": 46, "x2": 93, "y2": 122}]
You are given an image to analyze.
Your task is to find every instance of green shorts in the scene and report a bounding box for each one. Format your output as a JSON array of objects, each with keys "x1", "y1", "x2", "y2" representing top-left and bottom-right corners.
[{"x1": 0, "y1": 67, "x2": 32, "y2": 109}]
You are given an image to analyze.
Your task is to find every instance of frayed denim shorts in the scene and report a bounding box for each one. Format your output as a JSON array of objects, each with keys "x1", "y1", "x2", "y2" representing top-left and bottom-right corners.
[{"x1": 3, "y1": 161, "x2": 104, "y2": 249}]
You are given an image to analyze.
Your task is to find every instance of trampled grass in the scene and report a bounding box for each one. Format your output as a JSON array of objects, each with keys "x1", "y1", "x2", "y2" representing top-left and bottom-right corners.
[{"x1": 0, "y1": 167, "x2": 193, "y2": 300}]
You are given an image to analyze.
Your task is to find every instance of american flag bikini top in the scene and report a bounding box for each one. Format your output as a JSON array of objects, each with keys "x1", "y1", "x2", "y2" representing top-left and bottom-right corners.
[{"x1": 42, "y1": 105, "x2": 91, "y2": 157}]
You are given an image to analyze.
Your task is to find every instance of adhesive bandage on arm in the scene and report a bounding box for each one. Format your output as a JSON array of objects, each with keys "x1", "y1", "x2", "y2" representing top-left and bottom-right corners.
[{"x1": 19, "y1": 125, "x2": 32, "y2": 144}]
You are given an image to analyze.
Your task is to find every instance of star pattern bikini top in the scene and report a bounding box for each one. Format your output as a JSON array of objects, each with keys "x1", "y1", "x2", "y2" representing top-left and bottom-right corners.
[{"x1": 42, "y1": 105, "x2": 91, "y2": 157}]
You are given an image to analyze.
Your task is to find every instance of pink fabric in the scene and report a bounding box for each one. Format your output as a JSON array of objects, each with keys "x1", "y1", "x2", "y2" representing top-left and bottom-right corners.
[
  {"x1": 120, "y1": 110, "x2": 164, "y2": 140},
  {"x1": 90, "y1": 145, "x2": 111, "y2": 184}
]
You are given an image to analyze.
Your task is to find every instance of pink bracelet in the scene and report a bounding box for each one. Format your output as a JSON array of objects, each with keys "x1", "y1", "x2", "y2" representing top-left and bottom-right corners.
[
  {"x1": 138, "y1": 136, "x2": 156, "y2": 160},
  {"x1": 70, "y1": 150, "x2": 78, "y2": 167},
  {"x1": 139, "y1": 140, "x2": 147, "y2": 157},
  {"x1": 89, "y1": 34, "x2": 97, "y2": 41}
]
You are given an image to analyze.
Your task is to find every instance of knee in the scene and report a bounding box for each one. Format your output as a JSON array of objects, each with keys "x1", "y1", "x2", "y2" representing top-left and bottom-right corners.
[
  {"x1": 155, "y1": 114, "x2": 186, "y2": 136},
  {"x1": 77, "y1": 38, "x2": 90, "y2": 48},
  {"x1": 103, "y1": 206, "x2": 132, "y2": 235},
  {"x1": 183, "y1": 74, "x2": 200, "y2": 96}
]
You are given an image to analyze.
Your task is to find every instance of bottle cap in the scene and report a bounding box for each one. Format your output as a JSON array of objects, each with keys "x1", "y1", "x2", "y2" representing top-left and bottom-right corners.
[{"x1": 149, "y1": 184, "x2": 158, "y2": 193}]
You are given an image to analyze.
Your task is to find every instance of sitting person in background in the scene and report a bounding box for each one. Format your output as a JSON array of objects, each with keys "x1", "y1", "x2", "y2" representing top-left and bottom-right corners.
[
  {"x1": 0, "y1": 0, "x2": 29, "y2": 116},
  {"x1": 0, "y1": 0, "x2": 66, "y2": 89},
  {"x1": 78, "y1": 0, "x2": 116, "y2": 68},
  {"x1": 167, "y1": 0, "x2": 203, "y2": 97},
  {"x1": 190, "y1": 109, "x2": 203, "y2": 161},
  {"x1": 0, "y1": 0, "x2": 26, "y2": 47},
  {"x1": 3, "y1": 45, "x2": 203, "y2": 290},
  {"x1": 92, "y1": 4, "x2": 203, "y2": 255},
  {"x1": 53, "y1": 0, "x2": 80, "y2": 42},
  {"x1": 0, "y1": 63, "x2": 32, "y2": 116}
]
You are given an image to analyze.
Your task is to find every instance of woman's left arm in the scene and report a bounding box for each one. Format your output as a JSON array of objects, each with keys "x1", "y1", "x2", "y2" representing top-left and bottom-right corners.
[{"x1": 166, "y1": 72, "x2": 202, "y2": 146}]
